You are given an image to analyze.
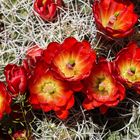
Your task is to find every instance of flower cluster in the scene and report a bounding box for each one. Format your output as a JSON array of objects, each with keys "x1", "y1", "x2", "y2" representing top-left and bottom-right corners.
[
  {"x1": 0, "y1": 0, "x2": 140, "y2": 140},
  {"x1": 0, "y1": 37, "x2": 96, "y2": 120},
  {"x1": 28, "y1": 37, "x2": 96, "y2": 119},
  {"x1": 0, "y1": 0, "x2": 139, "y2": 122},
  {"x1": 83, "y1": 42, "x2": 140, "y2": 114},
  {"x1": 2, "y1": 38, "x2": 140, "y2": 120}
]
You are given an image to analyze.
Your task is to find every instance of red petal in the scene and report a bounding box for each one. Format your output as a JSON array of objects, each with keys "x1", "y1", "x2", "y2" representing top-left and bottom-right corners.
[
  {"x1": 116, "y1": 82, "x2": 126, "y2": 101},
  {"x1": 65, "y1": 95, "x2": 75, "y2": 110},
  {"x1": 105, "y1": 100, "x2": 119, "y2": 107},
  {"x1": 61, "y1": 37, "x2": 77, "y2": 50},
  {"x1": 55, "y1": 110, "x2": 69, "y2": 120},
  {"x1": 29, "y1": 95, "x2": 39, "y2": 105},
  {"x1": 41, "y1": 104, "x2": 52, "y2": 112},
  {"x1": 70, "y1": 81, "x2": 83, "y2": 92},
  {"x1": 81, "y1": 40, "x2": 91, "y2": 49},
  {"x1": 43, "y1": 42, "x2": 60, "y2": 64},
  {"x1": 47, "y1": 3, "x2": 57, "y2": 19},
  {"x1": 82, "y1": 98, "x2": 94, "y2": 110}
]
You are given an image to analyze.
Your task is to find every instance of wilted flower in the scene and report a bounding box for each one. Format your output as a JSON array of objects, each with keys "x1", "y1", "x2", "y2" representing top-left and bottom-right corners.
[
  {"x1": 0, "y1": 82, "x2": 11, "y2": 119},
  {"x1": 4, "y1": 64, "x2": 27, "y2": 97},
  {"x1": 114, "y1": 42, "x2": 140, "y2": 93},
  {"x1": 22, "y1": 45, "x2": 43, "y2": 80},
  {"x1": 82, "y1": 58, "x2": 125, "y2": 113},
  {"x1": 93, "y1": 0, "x2": 138, "y2": 38},
  {"x1": 34, "y1": 0, "x2": 63, "y2": 21},
  {"x1": 29, "y1": 61, "x2": 74, "y2": 119},
  {"x1": 26, "y1": 45, "x2": 43, "y2": 65}
]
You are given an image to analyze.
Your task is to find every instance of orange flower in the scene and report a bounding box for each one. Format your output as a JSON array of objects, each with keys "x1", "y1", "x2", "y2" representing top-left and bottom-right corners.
[
  {"x1": 82, "y1": 59, "x2": 125, "y2": 113},
  {"x1": 93, "y1": 0, "x2": 138, "y2": 38},
  {"x1": 51, "y1": 37, "x2": 96, "y2": 81},
  {"x1": 114, "y1": 42, "x2": 140, "y2": 93},
  {"x1": 34, "y1": 0, "x2": 63, "y2": 21},
  {"x1": 0, "y1": 82, "x2": 11, "y2": 119},
  {"x1": 29, "y1": 61, "x2": 74, "y2": 119}
]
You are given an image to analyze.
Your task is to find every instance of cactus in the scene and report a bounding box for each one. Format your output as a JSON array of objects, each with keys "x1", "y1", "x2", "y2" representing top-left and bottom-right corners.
[{"x1": 0, "y1": 0, "x2": 140, "y2": 139}]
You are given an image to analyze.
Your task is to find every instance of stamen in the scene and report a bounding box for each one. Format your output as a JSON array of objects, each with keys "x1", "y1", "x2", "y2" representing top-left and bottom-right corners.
[
  {"x1": 42, "y1": 82, "x2": 56, "y2": 94},
  {"x1": 67, "y1": 60, "x2": 75, "y2": 69},
  {"x1": 107, "y1": 12, "x2": 119, "y2": 27},
  {"x1": 127, "y1": 67, "x2": 136, "y2": 76},
  {"x1": 98, "y1": 82, "x2": 105, "y2": 91}
]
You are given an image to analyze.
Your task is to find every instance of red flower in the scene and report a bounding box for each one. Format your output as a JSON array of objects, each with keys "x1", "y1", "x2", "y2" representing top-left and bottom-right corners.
[
  {"x1": 4, "y1": 64, "x2": 27, "y2": 97},
  {"x1": 114, "y1": 42, "x2": 140, "y2": 93},
  {"x1": 44, "y1": 37, "x2": 96, "y2": 81},
  {"x1": 82, "y1": 58, "x2": 125, "y2": 113},
  {"x1": 29, "y1": 61, "x2": 74, "y2": 119},
  {"x1": 0, "y1": 82, "x2": 11, "y2": 119},
  {"x1": 93, "y1": 0, "x2": 138, "y2": 38},
  {"x1": 34, "y1": 0, "x2": 63, "y2": 21}
]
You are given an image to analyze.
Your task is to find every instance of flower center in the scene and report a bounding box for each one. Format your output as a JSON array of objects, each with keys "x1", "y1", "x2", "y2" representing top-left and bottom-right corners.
[
  {"x1": 42, "y1": 0, "x2": 47, "y2": 5},
  {"x1": 127, "y1": 66, "x2": 136, "y2": 76},
  {"x1": 42, "y1": 82, "x2": 56, "y2": 94},
  {"x1": 66, "y1": 60, "x2": 75, "y2": 69},
  {"x1": 96, "y1": 77, "x2": 107, "y2": 92},
  {"x1": 114, "y1": 11, "x2": 120, "y2": 17},
  {"x1": 107, "y1": 12, "x2": 120, "y2": 27},
  {"x1": 98, "y1": 82, "x2": 106, "y2": 91}
]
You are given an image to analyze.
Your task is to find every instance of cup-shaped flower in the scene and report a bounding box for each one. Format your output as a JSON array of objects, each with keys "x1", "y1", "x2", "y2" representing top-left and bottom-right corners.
[
  {"x1": 29, "y1": 61, "x2": 74, "y2": 119},
  {"x1": 48, "y1": 37, "x2": 96, "y2": 81},
  {"x1": 34, "y1": 0, "x2": 63, "y2": 21},
  {"x1": 114, "y1": 42, "x2": 140, "y2": 93},
  {"x1": 93, "y1": 0, "x2": 138, "y2": 38},
  {"x1": 82, "y1": 59, "x2": 125, "y2": 113},
  {"x1": 0, "y1": 82, "x2": 11, "y2": 119},
  {"x1": 4, "y1": 64, "x2": 27, "y2": 97}
]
